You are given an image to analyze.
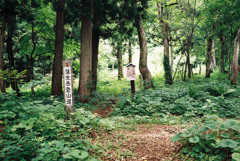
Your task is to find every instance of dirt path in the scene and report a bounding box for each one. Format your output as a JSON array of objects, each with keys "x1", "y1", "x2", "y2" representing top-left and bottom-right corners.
[{"x1": 91, "y1": 124, "x2": 184, "y2": 161}]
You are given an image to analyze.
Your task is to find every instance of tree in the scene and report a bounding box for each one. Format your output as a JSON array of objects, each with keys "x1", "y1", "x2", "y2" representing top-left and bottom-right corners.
[
  {"x1": 136, "y1": 14, "x2": 154, "y2": 89},
  {"x1": 78, "y1": 0, "x2": 93, "y2": 103},
  {"x1": 0, "y1": 12, "x2": 6, "y2": 93},
  {"x1": 117, "y1": 42, "x2": 124, "y2": 80},
  {"x1": 230, "y1": 28, "x2": 240, "y2": 85},
  {"x1": 51, "y1": 0, "x2": 65, "y2": 96},
  {"x1": 157, "y1": 1, "x2": 173, "y2": 85}
]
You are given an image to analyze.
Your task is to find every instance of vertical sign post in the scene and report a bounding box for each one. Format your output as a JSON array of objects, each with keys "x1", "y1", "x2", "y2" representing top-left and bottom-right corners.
[
  {"x1": 63, "y1": 60, "x2": 75, "y2": 115},
  {"x1": 126, "y1": 63, "x2": 136, "y2": 95}
]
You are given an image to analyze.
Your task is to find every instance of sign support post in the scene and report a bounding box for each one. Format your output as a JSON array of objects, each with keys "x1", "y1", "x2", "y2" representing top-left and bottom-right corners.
[
  {"x1": 126, "y1": 63, "x2": 136, "y2": 96},
  {"x1": 62, "y1": 60, "x2": 75, "y2": 115}
]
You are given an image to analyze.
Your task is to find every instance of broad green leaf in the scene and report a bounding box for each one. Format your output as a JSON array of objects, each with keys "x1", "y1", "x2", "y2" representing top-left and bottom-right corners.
[
  {"x1": 221, "y1": 133, "x2": 230, "y2": 139},
  {"x1": 232, "y1": 153, "x2": 240, "y2": 161},
  {"x1": 205, "y1": 134, "x2": 215, "y2": 140},
  {"x1": 219, "y1": 124, "x2": 228, "y2": 131},
  {"x1": 181, "y1": 132, "x2": 192, "y2": 137},
  {"x1": 226, "y1": 120, "x2": 238, "y2": 129},
  {"x1": 219, "y1": 139, "x2": 239, "y2": 148},
  {"x1": 189, "y1": 136, "x2": 200, "y2": 143},
  {"x1": 79, "y1": 117, "x2": 90, "y2": 125},
  {"x1": 171, "y1": 134, "x2": 181, "y2": 142},
  {"x1": 205, "y1": 123, "x2": 219, "y2": 131}
]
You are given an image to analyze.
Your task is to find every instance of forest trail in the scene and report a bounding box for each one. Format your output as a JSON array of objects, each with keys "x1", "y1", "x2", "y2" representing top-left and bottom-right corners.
[
  {"x1": 120, "y1": 124, "x2": 183, "y2": 161},
  {"x1": 91, "y1": 124, "x2": 184, "y2": 161}
]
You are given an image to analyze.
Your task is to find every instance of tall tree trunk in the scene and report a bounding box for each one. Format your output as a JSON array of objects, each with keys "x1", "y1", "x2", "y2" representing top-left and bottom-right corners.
[
  {"x1": 129, "y1": 40, "x2": 132, "y2": 63},
  {"x1": 206, "y1": 33, "x2": 213, "y2": 78},
  {"x1": 230, "y1": 28, "x2": 240, "y2": 85},
  {"x1": 186, "y1": 39, "x2": 191, "y2": 79},
  {"x1": 30, "y1": 24, "x2": 36, "y2": 95},
  {"x1": 51, "y1": 0, "x2": 65, "y2": 96},
  {"x1": 187, "y1": 0, "x2": 197, "y2": 79},
  {"x1": 228, "y1": 43, "x2": 231, "y2": 80},
  {"x1": 91, "y1": 12, "x2": 100, "y2": 91},
  {"x1": 0, "y1": 15, "x2": 6, "y2": 93},
  {"x1": 219, "y1": 33, "x2": 225, "y2": 73},
  {"x1": 7, "y1": 25, "x2": 20, "y2": 96},
  {"x1": 183, "y1": 57, "x2": 187, "y2": 81},
  {"x1": 117, "y1": 44, "x2": 123, "y2": 80},
  {"x1": 212, "y1": 40, "x2": 216, "y2": 69},
  {"x1": 170, "y1": 38, "x2": 173, "y2": 73},
  {"x1": 157, "y1": 2, "x2": 172, "y2": 85},
  {"x1": 78, "y1": 0, "x2": 92, "y2": 103},
  {"x1": 136, "y1": 14, "x2": 154, "y2": 89}
]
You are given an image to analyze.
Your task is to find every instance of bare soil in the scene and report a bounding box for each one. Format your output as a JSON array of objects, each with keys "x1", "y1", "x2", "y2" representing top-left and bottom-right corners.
[{"x1": 90, "y1": 124, "x2": 184, "y2": 161}]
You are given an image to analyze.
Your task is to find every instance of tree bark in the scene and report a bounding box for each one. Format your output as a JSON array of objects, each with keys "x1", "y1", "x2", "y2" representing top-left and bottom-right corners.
[
  {"x1": 78, "y1": 0, "x2": 92, "y2": 102},
  {"x1": 7, "y1": 20, "x2": 21, "y2": 96},
  {"x1": 0, "y1": 15, "x2": 6, "y2": 93},
  {"x1": 186, "y1": 38, "x2": 191, "y2": 79},
  {"x1": 219, "y1": 33, "x2": 225, "y2": 73},
  {"x1": 230, "y1": 28, "x2": 240, "y2": 85},
  {"x1": 170, "y1": 38, "x2": 173, "y2": 73},
  {"x1": 228, "y1": 43, "x2": 231, "y2": 80},
  {"x1": 136, "y1": 14, "x2": 154, "y2": 89},
  {"x1": 157, "y1": 2, "x2": 172, "y2": 85},
  {"x1": 212, "y1": 40, "x2": 216, "y2": 69},
  {"x1": 29, "y1": 24, "x2": 36, "y2": 95},
  {"x1": 117, "y1": 44, "x2": 123, "y2": 80},
  {"x1": 51, "y1": 0, "x2": 65, "y2": 96},
  {"x1": 91, "y1": 13, "x2": 100, "y2": 91},
  {"x1": 206, "y1": 33, "x2": 213, "y2": 78},
  {"x1": 129, "y1": 40, "x2": 132, "y2": 63}
]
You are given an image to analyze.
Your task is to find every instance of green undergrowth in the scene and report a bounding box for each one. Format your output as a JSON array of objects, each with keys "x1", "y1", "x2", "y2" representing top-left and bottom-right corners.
[
  {"x1": 171, "y1": 115, "x2": 240, "y2": 161},
  {"x1": 112, "y1": 78, "x2": 240, "y2": 120},
  {"x1": 0, "y1": 93, "x2": 115, "y2": 161},
  {"x1": 1, "y1": 73, "x2": 240, "y2": 160}
]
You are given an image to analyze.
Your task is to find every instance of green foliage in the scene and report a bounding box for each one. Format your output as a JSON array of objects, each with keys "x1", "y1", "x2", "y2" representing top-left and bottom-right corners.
[
  {"x1": 171, "y1": 115, "x2": 240, "y2": 160},
  {"x1": 0, "y1": 92, "x2": 115, "y2": 160},
  {"x1": 113, "y1": 79, "x2": 240, "y2": 119}
]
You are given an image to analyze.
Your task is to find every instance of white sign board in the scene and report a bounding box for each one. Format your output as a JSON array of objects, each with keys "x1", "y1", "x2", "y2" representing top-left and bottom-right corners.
[
  {"x1": 63, "y1": 66, "x2": 73, "y2": 106},
  {"x1": 126, "y1": 66, "x2": 136, "y2": 81}
]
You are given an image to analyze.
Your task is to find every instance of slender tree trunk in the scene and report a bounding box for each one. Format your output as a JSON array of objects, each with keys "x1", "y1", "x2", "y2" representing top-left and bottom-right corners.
[
  {"x1": 51, "y1": 0, "x2": 65, "y2": 96},
  {"x1": 228, "y1": 43, "x2": 232, "y2": 80},
  {"x1": 186, "y1": 38, "x2": 191, "y2": 79},
  {"x1": 188, "y1": 0, "x2": 197, "y2": 79},
  {"x1": 199, "y1": 62, "x2": 201, "y2": 75},
  {"x1": 129, "y1": 40, "x2": 132, "y2": 63},
  {"x1": 78, "y1": 0, "x2": 92, "y2": 103},
  {"x1": 112, "y1": 61, "x2": 115, "y2": 71},
  {"x1": 157, "y1": 2, "x2": 172, "y2": 85},
  {"x1": 0, "y1": 16, "x2": 6, "y2": 93},
  {"x1": 206, "y1": 33, "x2": 213, "y2": 78},
  {"x1": 136, "y1": 14, "x2": 154, "y2": 89},
  {"x1": 230, "y1": 28, "x2": 240, "y2": 85},
  {"x1": 212, "y1": 40, "x2": 216, "y2": 69},
  {"x1": 91, "y1": 18, "x2": 100, "y2": 91},
  {"x1": 117, "y1": 44, "x2": 123, "y2": 80},
  {"x1": 183, "y1": 58, "x2": 187, "y2": 81},
  {"x1": 219, "y1": 33, "x2": 225, "y2": 73},
  {"x1": 170, "y1": 39, "x2": 173, "y2": 73},
  {"x1": 30, "y1": 24, "x2": 36, "y2": 95},
  {"x1": 173, "y1": 54, "x2": 183, "y2": 81}
]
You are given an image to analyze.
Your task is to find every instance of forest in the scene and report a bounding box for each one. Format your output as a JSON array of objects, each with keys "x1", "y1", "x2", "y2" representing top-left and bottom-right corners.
[{"x1": 0, "y1": 0, "x2": 240, "y2": 160}]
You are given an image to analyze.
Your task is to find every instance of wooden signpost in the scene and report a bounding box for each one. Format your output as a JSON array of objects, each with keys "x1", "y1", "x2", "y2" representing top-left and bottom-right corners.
[
  {"x1": 126, "y1": 63, "x2": 136, "y2": 95},
  {"x1": 63, "y1": 60, "x2": 75, "y2": 115}
]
